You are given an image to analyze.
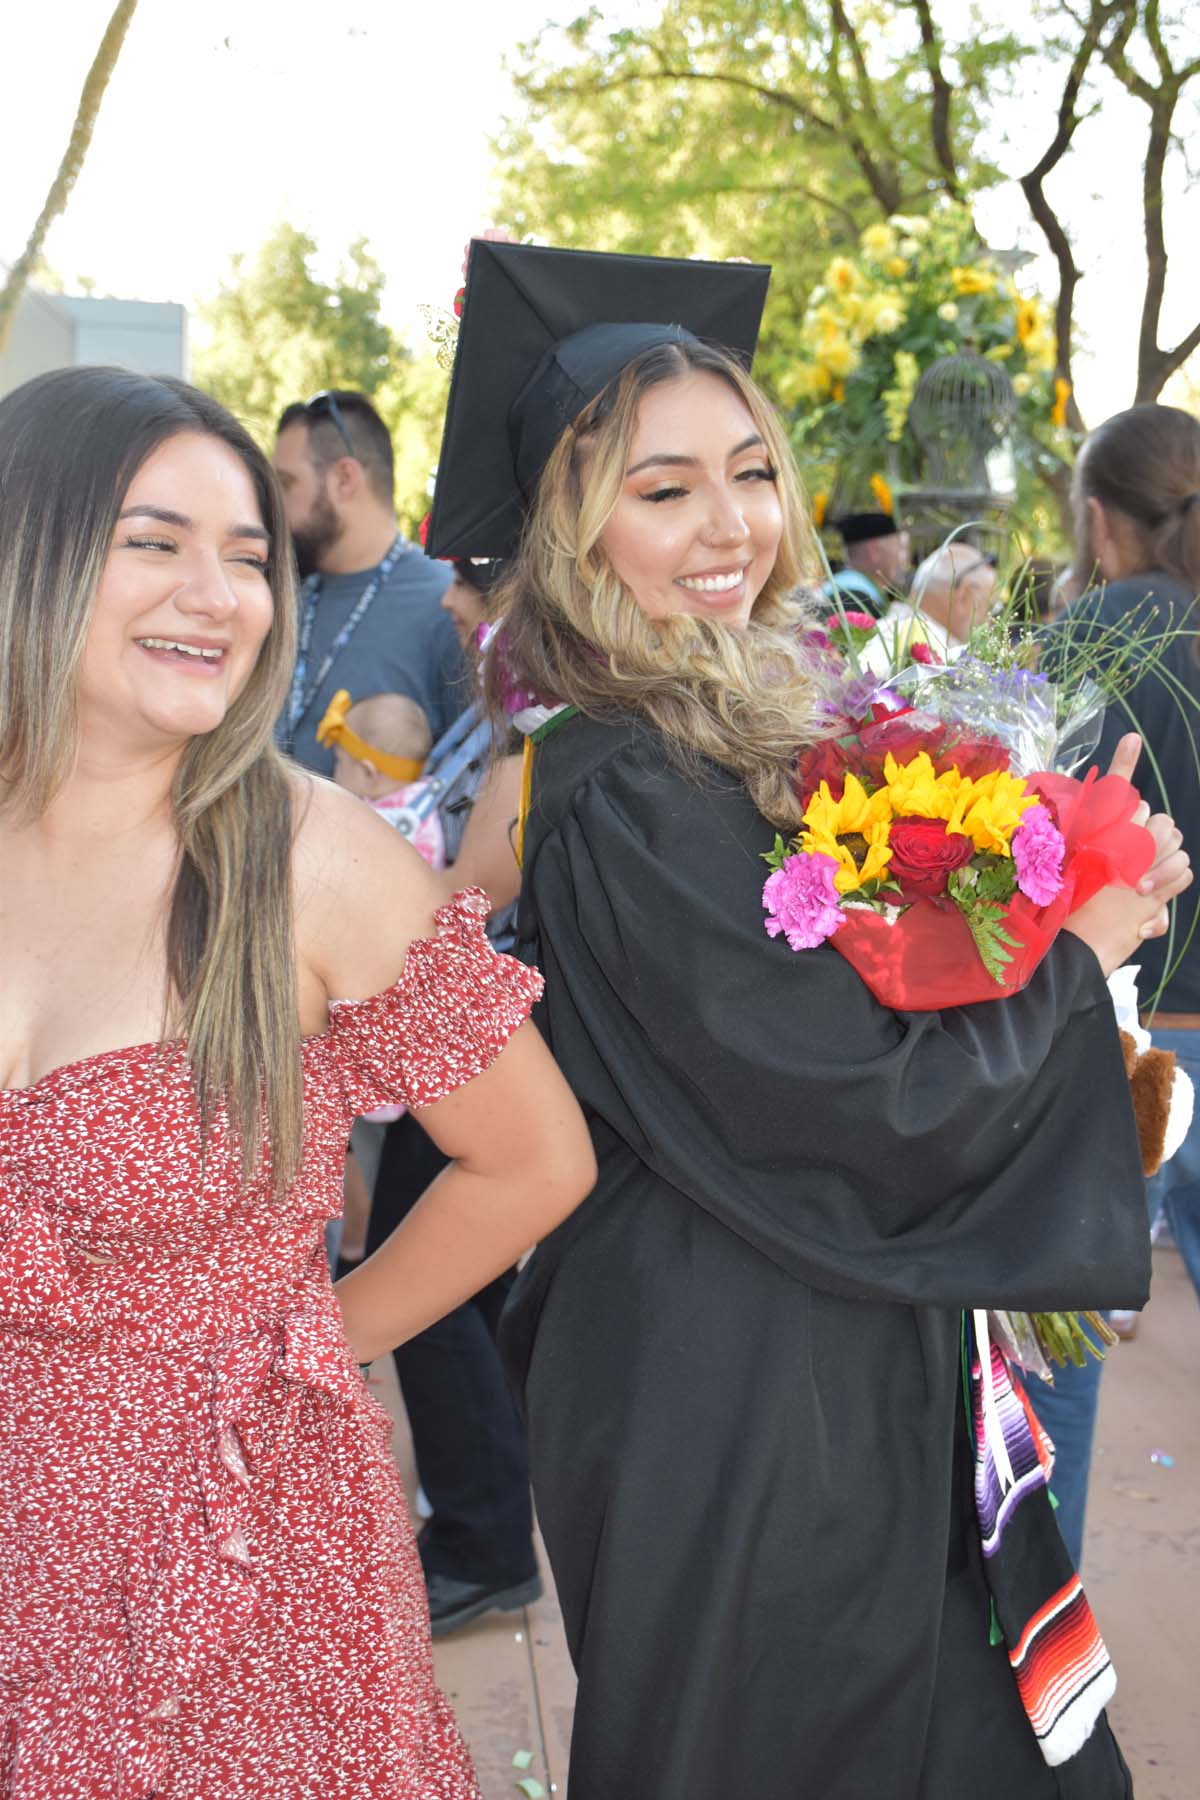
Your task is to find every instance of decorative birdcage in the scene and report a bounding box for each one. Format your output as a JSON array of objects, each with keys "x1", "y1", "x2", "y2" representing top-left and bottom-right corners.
[
  {"x1": 891, "y1": 351, "x2": 1018, "y2": 552},
  {"x1": 906, "y1": 352, "x2": 1017, "y2": 493}
]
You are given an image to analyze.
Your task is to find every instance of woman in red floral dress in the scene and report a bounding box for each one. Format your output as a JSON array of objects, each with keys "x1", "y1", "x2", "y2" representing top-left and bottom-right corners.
[{"x1": 0, "y1": 367, "x2": 595, "y2": 1797}]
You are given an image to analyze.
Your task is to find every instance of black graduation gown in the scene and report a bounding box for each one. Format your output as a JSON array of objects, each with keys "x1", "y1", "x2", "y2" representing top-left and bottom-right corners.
[{"x1": 500, "y1": 713, "x2": 1144, "y2": 1800}]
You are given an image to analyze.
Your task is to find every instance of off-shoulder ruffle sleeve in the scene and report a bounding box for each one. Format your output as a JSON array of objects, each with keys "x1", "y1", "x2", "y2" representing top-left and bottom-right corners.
[{"x1": 325, "y1": 887, "x2": 543, "y2": 1118}]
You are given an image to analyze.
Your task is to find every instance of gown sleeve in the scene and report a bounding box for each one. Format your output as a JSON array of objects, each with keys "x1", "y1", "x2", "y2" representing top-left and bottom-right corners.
[
  {"x1": 326, "y1": 887, "x2": 543, "y2": 1118},
  {"x1": 524, "y1": 740, "x2": 1150, "y2": 1312}
]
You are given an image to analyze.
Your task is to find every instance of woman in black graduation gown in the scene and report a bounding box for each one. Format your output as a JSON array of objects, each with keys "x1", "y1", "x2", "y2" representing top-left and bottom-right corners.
[{"x1": 426, "y1": 241, "x2": 1191, "y2": 1800}]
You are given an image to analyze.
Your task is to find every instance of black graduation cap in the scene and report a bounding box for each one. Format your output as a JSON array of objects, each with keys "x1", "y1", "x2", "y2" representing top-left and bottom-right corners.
[
  {"x1": 833, "y1": 510, "x2": 899, "y2": 545},
  {"x1": 426, "y1": 240, "x2": 771, "y2": 559}
]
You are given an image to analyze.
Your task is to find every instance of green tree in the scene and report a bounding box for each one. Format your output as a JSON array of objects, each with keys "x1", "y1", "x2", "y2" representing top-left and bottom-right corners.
[
  {"x1": 192, "y1": 223, "x2": 448, "y2": 531},
  {"x1": 0, "y1": 0, "x2": 140, "y2": 354},
  {"x1": 494, "y1": 0, "x2": 1021, "y2": 396},
  {"x1": 193, "y1": 224, "x2": 394, "y2": 442},
  {"x1": 373, "y1": 350, "x2": 451, "y2": 536},
  {"x1": 495, "y1": 1, "x2": 1199, "y2": 432}
]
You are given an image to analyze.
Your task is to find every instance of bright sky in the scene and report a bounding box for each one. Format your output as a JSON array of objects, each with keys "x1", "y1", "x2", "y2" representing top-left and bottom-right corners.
[{"x1": 2, "y1": 0, "x2": 1195, "y2": 423}]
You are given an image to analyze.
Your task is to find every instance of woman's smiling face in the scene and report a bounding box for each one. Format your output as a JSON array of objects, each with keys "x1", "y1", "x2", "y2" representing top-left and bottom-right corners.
[
  {"x1": 77, "y1": 431, "x2": 275, "y2": 752},
  {"x1": 591, "y1": 370, "x2": 784, "y2": 630}
]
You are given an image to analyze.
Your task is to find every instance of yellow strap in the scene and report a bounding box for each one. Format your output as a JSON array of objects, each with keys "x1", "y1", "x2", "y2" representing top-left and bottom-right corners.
[
  {"x1": 516, "y1": 734, "x2": 535, "y2": 871},
  {"x1": 315, "y1": 687, "x2": 426, "y2": 784}
]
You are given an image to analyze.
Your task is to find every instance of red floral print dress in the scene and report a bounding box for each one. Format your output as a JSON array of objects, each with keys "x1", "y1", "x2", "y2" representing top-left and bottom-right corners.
[{"x1": 0, "y1": 890, "x2": 542, "y2": 1798}]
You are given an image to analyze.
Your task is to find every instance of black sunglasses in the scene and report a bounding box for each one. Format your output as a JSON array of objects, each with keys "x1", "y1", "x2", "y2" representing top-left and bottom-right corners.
[{"x1": 306, "y1": 390, "x2": 357, "y2": 459}]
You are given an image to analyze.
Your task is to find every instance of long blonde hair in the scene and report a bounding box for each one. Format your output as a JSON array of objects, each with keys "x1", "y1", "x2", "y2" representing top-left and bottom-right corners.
[
  {"x1": 485, "y1": 339, "x2": 827, "y2": 829},
  {"x1": 0, "y1": 367, "x2": 301, "y2": 1187}
]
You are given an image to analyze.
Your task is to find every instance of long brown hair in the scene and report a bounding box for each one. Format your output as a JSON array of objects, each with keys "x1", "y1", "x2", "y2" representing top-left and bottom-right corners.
[
  {"x1": 485, "y1": 338, "x2": 827, "y2": 830},
  {"x1": 0, "y1": 367, "x2": 301, "y2": 1186},
  {"x1": 1073, "y1": 404, "x2": 1200, "y2": 593}
]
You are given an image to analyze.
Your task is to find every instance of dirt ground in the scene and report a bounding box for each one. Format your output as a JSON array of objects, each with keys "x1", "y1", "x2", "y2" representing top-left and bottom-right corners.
[
  {"x1": 377, "y1": 1242, "x2": 1199, "y2": 1799},
  {"x1": 1083, "y1": 1246, "x2": 1200, "y2": 1800}
]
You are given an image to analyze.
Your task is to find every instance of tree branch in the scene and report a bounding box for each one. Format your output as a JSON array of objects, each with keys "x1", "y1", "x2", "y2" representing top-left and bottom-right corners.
[
  {"x1": 669, "y1": 179, "x2": 866, "y2": 235},
  {"x1": 0, "y1": 0, "x2": 140, "y2": 354},
  {"x1": 907, "y1": 0, "x2": 962, "y2": 195},
  {"x1": 1101, "y1": 4, "x2": 1200, "y2": 399},
  {"x1": 528, "y1": 62, "x2": 841, "y2": 143},
  {"x1": 1142, "y1": 0, "x2": 1173, "y2": 84},
  {"x1": 1101, "y1": 10, "x2": 1156, "y2": 103},
  {"x1": 822, "y1": 15, "x2": 903, "y2": 212},
  {"x1": 1135, "y1": 93, "x2": 1174, "y2": 397},
  {"x1": 829, "y1": 0, "x2": 901, "y2": 163},
  {"x1": 1155, "y1": 317, "x2": 1200, "y2": 393},
  {"x1": 1018, "y1": 1, "x2": 1129, "y2": 429}
]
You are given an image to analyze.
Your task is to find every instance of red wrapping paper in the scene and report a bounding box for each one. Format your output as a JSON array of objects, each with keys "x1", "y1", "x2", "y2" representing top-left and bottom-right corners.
[{"x1": 829, "y1": 769, "x2": 1156, "y2": 1010}]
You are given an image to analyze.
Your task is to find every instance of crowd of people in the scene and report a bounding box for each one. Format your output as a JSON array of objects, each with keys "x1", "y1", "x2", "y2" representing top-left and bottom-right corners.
[{"x1": 0, "y1": 233, "x2": 1197, "y2": 1799}]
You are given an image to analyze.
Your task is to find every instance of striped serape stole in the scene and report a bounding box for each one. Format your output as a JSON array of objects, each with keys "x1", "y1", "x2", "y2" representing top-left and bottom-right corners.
[{"x1": 969, "y1": 1318, "x2": 1116, "y2": 1768}]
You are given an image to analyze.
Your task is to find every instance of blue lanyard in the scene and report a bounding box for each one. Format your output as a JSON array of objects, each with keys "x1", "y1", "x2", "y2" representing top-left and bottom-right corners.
[{"x1": 284, "y1": 536, "x2": 406, "y2": 746}]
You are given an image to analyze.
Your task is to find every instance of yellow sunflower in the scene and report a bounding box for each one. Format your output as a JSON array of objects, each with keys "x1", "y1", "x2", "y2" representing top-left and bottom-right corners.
[
  {"x1": 944, "y1": 769, "x2": 1038, "y2": 854},
  {"x1": 801, "y1": 776, "x2": 894, "y2": 894},
  {"x1": 950, "y1": 265, "x2": 997, "y2": 297},
  {"x1": 882, "y1": 751, "x2": 966, "y2": 823}
]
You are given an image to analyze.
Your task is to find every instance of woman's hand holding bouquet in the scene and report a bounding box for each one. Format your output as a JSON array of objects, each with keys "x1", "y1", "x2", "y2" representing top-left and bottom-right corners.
[
  {"x1": 1063, "y1": 733, "x2": 1191, "y2": 974},
  {"x1": 765, "y1": 617, "x2": 1191, "y2": 1008},
  {"x1": 765, "y1": 604, "x2": 1192, "y2": 1381}
]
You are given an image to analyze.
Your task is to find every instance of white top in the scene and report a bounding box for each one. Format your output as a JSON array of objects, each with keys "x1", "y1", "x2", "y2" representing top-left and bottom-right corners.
[{"x1": 861, "y1": 602, "x2": 963, "y2": 676}]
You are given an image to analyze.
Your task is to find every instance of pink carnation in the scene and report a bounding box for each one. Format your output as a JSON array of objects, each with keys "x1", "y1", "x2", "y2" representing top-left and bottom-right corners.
[
  {"x1": 763, "y1": 852, "x2": 845, "y2": 951},
  {"x1": 1012, "y1": 803, "x2": 1066, "y2": 906},
  {"x1": 827, "y1": 610, "x2": 876, "y2": 632}
]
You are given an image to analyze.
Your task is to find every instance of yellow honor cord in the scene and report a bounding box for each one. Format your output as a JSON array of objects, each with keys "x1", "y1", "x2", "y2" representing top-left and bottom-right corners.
[{"x1": 515, "y1": 734, "x2": 535, "y2": 871}]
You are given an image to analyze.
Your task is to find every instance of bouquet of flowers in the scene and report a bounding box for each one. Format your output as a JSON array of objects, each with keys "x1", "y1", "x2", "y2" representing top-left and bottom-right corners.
[
  {"x1": 764, "y1": 608, "x2": 1160, "y2": 1378},
  {"x1": 764, "y1": 637, "x2": 1155, "y2": 1011}
]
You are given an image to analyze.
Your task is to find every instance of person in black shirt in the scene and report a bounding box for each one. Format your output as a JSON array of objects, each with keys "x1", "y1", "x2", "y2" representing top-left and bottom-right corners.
[
  {"x1": 1032, "y1": 403, "x2": 1200, "y2": 1566},
  {"x1": 1062, "y1": 404, "x2": 1200, "y2": 1269}
]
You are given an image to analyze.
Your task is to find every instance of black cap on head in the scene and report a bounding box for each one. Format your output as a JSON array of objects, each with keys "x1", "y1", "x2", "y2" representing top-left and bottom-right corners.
[
  {"x1": 426, "y1": 240, "x2": 771, "y2": 559},
  {"x1": 450, "y1": 555, "x2": 504, "y2": 597},
  {"x1": 834, "y1": 510, "x2": 898, "y2": 545}
]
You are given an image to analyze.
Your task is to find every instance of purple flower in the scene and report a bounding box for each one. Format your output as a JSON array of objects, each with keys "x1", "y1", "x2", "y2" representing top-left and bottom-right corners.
[
  {"x1": 763, "y1": 852, "x2": 845, "y2": 951},
  {"x1": 1012, "y1": 803, "x2": 1066, "y2": 906},
  {"x1": 840, "y1": 673, "x2": 902, "y2": 720}
]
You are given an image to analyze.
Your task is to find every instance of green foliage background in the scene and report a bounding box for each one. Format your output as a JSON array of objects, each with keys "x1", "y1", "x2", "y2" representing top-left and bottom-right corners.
[
  {"x1": 493, "y1": 2, "x2": 1021, "y2": 397},
  {"x1": 192, "y1": 223, "x2": 448, "y2": 534},
  {"x1": 189, "y1": 2, "x2": 1198, "y2": 552}
]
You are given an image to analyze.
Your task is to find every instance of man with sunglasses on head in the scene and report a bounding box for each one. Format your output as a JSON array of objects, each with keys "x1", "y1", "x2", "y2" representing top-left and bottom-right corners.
[{"x1": 273, "y1": 390, "x2": 462, "y2": 773}]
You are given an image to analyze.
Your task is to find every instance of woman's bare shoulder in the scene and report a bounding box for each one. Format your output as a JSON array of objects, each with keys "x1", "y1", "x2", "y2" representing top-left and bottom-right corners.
[{"x1": 289, "y1": 767, "x2": 445, "y2": 1003}]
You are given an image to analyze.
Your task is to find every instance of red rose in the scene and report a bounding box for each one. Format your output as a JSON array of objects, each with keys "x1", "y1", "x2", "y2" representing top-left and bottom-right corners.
[
  {"x1": 856, "y1": 713, "x2": 943, "y2": 779},
  {"x1": 888, "y1": 816, "x2": 976, "y2": 900},
  {"x1": 796, "y1": 735, "x2": 855, "y2": 806},
  {"x1": 856, "y1": 715, "x2": 1009, "y2": 783},
  {"x1": 939, "y1": 727, "x2": 1011, "y2": 781},
  {"x1": 909, "y1": 640, "x2": 942, "y2": 665}
]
